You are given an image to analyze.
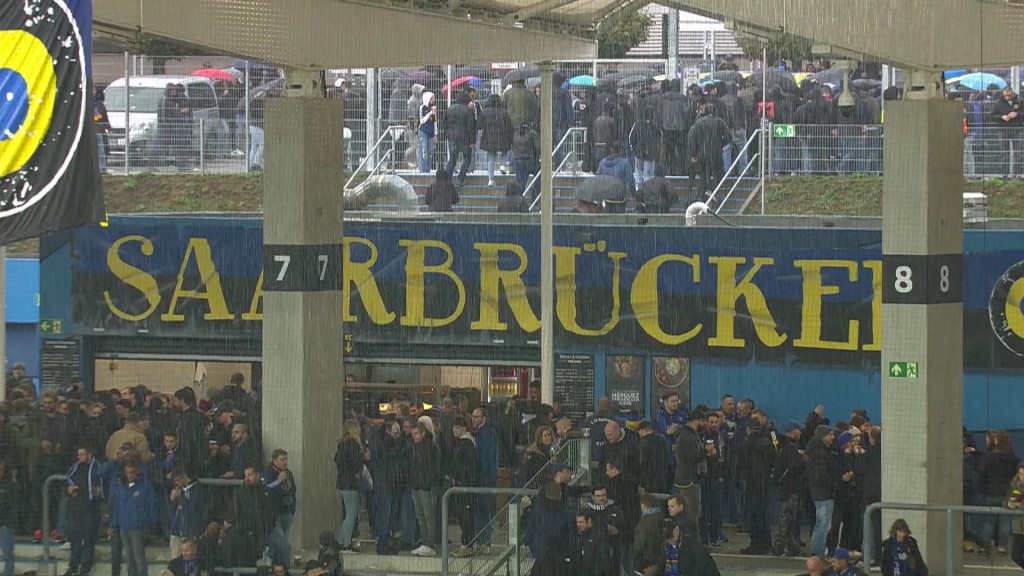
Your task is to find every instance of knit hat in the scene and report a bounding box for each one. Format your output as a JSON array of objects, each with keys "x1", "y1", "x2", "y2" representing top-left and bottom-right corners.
[
  {"x1": 837, "y1": 432, "x2": 854, "y2": 448},
  {"x1": 782, "y1": 420, "x2": 803, "y2": 434}
]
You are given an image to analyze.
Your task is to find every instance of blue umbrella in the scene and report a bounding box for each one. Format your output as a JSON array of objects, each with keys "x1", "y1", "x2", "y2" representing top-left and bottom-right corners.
[
  {"x1": 950, "y1": 72, "x2": 1007, "y2": 91},
  {"x1": 569, "y1": 75, "x2": 595, "y2": 87},
  {"x1": 943, "y1": 69, "x2": 969, "y2": 81}
]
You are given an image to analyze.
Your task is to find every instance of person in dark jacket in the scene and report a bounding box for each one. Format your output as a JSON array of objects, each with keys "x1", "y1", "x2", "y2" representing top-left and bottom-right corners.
[
  {"x1": 862, "y1": 428, "x2": 883, "y2": 565},
  {"x1": 334, "y1": 420, "x2": 367, "y2": 553},
  {"x1": 226, "y1": 424, "x2": 259, "y2": 479},
  {"x1": 316, "y1": 531, "x2": 344, "y2": 576},
  {"x1": 234, "y1": 467, "x2": 273, "y2": 566},
  {"x1": 980, "y1": 430, "x2": 1019, "y2": 553},
  {"x1": 991, "y1": 86, "x2": 1023, "y2": 177},
  {"x1": 425, "y1": 168, "x2": 459, "y2": 212},
  {"x1": 479, "y1": 94, "x2": 514, "y2": 185},
  {"x1": 674, "y1": 410, "x2": 709, "y2": 524},
  {"x1": 169, "y1": 466, "x2": 205, "y2": 559},
  {"x1": 687, "y1": 102, "x2": 732, "y2": 203},
  {"x1": 637, "y1": 421, "x2": 670, "y2": 494},
  {"x1": 449, "y1": 416, "x2": 478, "y2": 557},
  {"x1": 512, "y1": 123, "x2": 540, "y2": 198},
  {"x1": 263, "y1": 449, "x2": 297, "y2": 566},
  {"x1": 633, "y1": 494, "x2": 664, "y2": 576},
  {"x1": 807, "y1": 425, "x2": 839, "y2": 557},
  {"x1": 409, "y1": 422, "x2": 441, "y2": 556},
  {"x1": 587, "y1": 485, "x2": 624, "y2": 567},
  {"x1": 158, "y1": 83, "x2": 193, "y2": 169},
  {"x1": 94, "y1": 87, "x2": 110, "y2": 173},
  {"x1": 772, "y1": 421, "x2": 806, "y2": 557},
  {"x1": 659, "y1": 80, "x2": 693, "y2": 176},
  {"x1": 881, "y1": 519, "x2": 928, "y2": 576},
  {"x1": 444, "y1": 92, "x2": 476, "y2": 186},
  {"x1": 110, "y1": 463, "x2": 158, "y2": 576},
  {"x1": 525, "y1": 482, "x2": 574, "y2": 576},
  {"x1": 162, "y1": 537, "x2": 202, "y2": 576},
  {"x1": 0, "y1": 459, "x2": 17, "y2": 576},
  {"x1": 636, "y1": 165, "x2": 675, "y2": 213},
  {"x1": 630, "y1": 81, "x2": 662, "y2": 186},
  {"x1": 471, "y1": 407, "x2": 499, "y2": 547},
  {"x1": 497, "y1": 182, "x2": 529, "y2": 213},
  {"x1": 175, "y1": 389, "x2": 207, "y2": 479},
  {"x1": 370, "y1": 420, "x2": 408, "y2": 555},
  {"x1": 606, "y1": 459, "x2": 640, "y2": 574},
  {"x1": 66, "y1": 446, "x2": 104, "y2": 576},
  {"x1": 740, "y1": 419, "x2": 774, "y2": 555},
  {"x1": 571, "y1": 508, "x2": 614, "y2": 576}
]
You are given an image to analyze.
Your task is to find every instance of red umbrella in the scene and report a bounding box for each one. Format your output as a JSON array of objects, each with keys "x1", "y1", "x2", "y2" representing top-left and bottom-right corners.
[
  {"x1": 192, "y1": 68, "x2": 238, "y2": 82},
  {"x1": 441, "y1": 76, "x2": 482, "y2": 96}
]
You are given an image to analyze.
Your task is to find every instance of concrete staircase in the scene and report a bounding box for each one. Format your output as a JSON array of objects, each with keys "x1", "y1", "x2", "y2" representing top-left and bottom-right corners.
[{"x1": 364, "y1": 172, "x2": 762, "y2": 215}]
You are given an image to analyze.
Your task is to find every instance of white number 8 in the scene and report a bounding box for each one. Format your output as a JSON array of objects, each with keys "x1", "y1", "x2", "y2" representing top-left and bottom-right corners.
[
  {"x1": 895, "y1": 265, "x2": 913, "y2": 294},
  {"x1": 939, "y1": 264, "x2": 950, "y2": 293}
]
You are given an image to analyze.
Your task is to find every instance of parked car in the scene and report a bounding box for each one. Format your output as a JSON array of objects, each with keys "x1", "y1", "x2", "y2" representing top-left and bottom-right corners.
[{"x1": 104, "y1": 75, "x2": 228, "y2": 166}]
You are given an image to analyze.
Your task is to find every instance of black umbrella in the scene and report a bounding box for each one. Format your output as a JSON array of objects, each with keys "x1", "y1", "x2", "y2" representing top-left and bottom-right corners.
[
  {"x1": 454, "y1": 65, "x2": 492, "y2": 80},
  {"x1": 814, "y1": 69, "x2": 846, "y2": 86},
  {"x1": 704, "y1": 70, "x2": 744, "y2": 84},
  {"x1": 504, "y1": 65, "x2": 540, "y2": 85},
  {"x1": 749, "y1": 70, "x2": 798, "y2": 93},
  {"x1": 852, "y1": 78, "x2": 882, "y2": 91},
  {"x1": 575, "y1": 176, "x2": 627, "y2": 212},
  {"x1": 618, "y1": 75, "x2": 649, "y2": 91}
]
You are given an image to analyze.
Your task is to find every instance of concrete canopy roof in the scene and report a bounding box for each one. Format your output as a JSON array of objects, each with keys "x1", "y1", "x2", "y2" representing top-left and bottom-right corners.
[
  {"x1": 91, "y1": 0, "x2": 607, "y2": 69},
  {"x1": 664, "y1": 0, "x2": 1024, "y2": 71}
]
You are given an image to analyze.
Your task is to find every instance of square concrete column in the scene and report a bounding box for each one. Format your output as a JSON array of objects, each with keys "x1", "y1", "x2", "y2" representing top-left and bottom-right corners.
[
  {"x1": 881, "y1": 75, "x2": 963, "y2": 574},
  {"x1": 262, "y1": 72, "x2": 345, "y2": 553}
]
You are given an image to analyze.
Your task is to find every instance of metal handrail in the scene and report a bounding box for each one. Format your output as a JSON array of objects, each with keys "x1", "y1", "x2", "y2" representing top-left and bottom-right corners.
[
  {"x1": 524, "y1": 127, "x2": 586, "y2": 207},
  {"x1": 43, "y1": 473, "x2": 245, "y2": 566},
  {"x1": 715, "y1": 152, "x2": 760, "y2": 214},
  {"x1": 706, "y1": 129, "x2": 762, "y2": 208},
  {"x1": 863, "y1": 501, "x2": 1024, "y2": 576},
  {"x1": 344, "y1": 125, "x2": 403, "y2": 191},
  {"x1": 442, "y1": 487, "x2": 534, "y2": 576},
  {"x1": 527, "y1": 141, "x2": 577, "y2": 212}
]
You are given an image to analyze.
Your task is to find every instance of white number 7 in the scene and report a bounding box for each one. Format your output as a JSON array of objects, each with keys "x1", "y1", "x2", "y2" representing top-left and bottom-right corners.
[
  {"x1": 318, "y1": 254, "x2": 328, "y2": 281},
  {"x1": 274, "y1": 255, "x2": 291, "y2": 281}
]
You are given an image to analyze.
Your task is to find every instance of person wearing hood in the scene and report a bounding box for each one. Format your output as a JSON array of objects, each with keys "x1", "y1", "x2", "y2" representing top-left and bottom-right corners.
[
  {"x1": 417, "y1": 91, "x2": 437, "y2": 173},
  {"x1": 449, "y1": 416, "x2": 478, "y2": 558},
  {"x1": 630, "y1": 78, "x2": 662, "y2": 187},
  {"x1": 478, "y1": 94, "x2": 514, "y2": 186},
  {"x1": 636, "y1": 165, "x2": 675, "y2": 213},
  {"x1": 550, "y1": 72, "x2": 575, "y2": 167},
  {"x1": 596, "y1": 142, "x2": 635, "y2": 194},
  {"x1": 316, "y1": 531, "x2": 344, "y2": 576},
  {"x1": 807, "y1": 424, "x2": 839, "y2": 557},
  {"x1": 443, "y1": 92, "x2": 476, "y2": 186},
  {"x1": 497, "y1": 182, "x2": 529, "y2": 213},
  {"x1": 425, "y1": 168, "x2": 459, "y2": 212},
  {"x1": 794, "y1": 84, "x2": 834, "y2": 174},
  {"x1": 633, "y1": 494, "x2": 665, "y2": 576},
  {"x1": 504, "y1": 78, "x2": 537, "y2": 129},
  {"x1": 687, "y1": 101, "x2": 732, "y2": 204}
]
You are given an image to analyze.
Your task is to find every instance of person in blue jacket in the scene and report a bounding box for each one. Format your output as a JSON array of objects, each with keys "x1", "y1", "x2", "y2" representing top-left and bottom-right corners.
[
  {"x1": 657, "y1": 391, "x2": 688, "y2": 479},
  {"x1": 472, "y1": 406, "x2": 499, "y2": 547},
  {"x1": 110, "y1": 463, "x2": 158, "y2": 576},
  {"x1": 169, "y1": 466, "x2": 205, "y2": 559},
  {"x1": 596, "y1": 142, "x2": 636, "y2": 194}
]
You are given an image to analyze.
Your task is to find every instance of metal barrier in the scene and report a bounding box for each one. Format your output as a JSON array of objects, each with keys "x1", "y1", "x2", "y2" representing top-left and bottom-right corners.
[
  {"x1": 441, "y1": 487, "x2": 529, "y2": 576},
  {"x1": 705, "y1": 128, "x2": 763, "y2": 214},
  {"x1": 344, "y1": 125, "x2": 404, "y2": 191},
  {"x1": 863, "y1": 501, "x2": 1024, "y2": 576},
  {"x1": 41, "y1": 474, "x2": 244, "y2": 568},
  {"x1": 526, "y1": 127, "x2": 587, "y2": 212}
]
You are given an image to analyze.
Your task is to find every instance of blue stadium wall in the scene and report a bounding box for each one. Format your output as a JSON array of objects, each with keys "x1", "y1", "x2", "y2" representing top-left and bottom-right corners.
[{"x1": 42, "y1": 215, "x2": 1024, "y2": 430}]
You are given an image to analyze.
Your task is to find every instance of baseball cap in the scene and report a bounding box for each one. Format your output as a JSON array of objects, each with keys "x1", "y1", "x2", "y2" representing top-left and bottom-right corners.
[
  {"x1": 833, "y1": 547, "x2": 851, "y2": 561},
  {"x1": 782, "y1": 420, "x2": 803, "y2": 434}
]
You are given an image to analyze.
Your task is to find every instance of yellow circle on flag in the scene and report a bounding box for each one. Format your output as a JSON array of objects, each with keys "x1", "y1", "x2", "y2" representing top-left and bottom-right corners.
[{"x1": 0, "y1": 30, "x2": 57, "y2": 178}]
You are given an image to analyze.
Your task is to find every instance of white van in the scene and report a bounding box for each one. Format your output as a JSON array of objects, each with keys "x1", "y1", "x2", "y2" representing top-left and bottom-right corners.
[{"x1": 104, "y1": 75, "x2": 227, "y2": 165}]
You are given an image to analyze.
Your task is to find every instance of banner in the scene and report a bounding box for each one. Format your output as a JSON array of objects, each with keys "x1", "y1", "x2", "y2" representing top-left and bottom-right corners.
[
  {"x1": 64, "y1": 217, "x2": 1024, "y2": 370},
  {"x1": 0, "y1": 0, "x2": 103, "y2": 244}
]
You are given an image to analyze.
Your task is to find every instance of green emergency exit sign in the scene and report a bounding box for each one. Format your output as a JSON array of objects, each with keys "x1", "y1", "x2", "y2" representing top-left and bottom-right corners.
[
  {"x1": 888, "y1": 361, "x2": 919, "y2": 379},
  {"x1": 773, "y1": 124, "x2": 796, "y2": 138}
]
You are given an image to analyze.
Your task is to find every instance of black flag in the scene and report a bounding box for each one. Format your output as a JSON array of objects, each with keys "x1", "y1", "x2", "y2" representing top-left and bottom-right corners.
[{"x1": 0, "y1": 0, "x2": 103, "y2": 244}]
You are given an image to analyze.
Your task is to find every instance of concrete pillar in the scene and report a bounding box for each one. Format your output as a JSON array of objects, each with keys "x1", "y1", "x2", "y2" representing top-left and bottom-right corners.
[
  {"x1": 880, "y1": 71, "x2": 963, "y2": 575},
  {"x1": 539, "y1": 62, "x2": 554, "y2": 407},
  {"x1": 262, "y1": 69, "x2": 345, "y2": 553},
  {"x1": 667, "y1": 9, "x2": 679, "y2": 79}
]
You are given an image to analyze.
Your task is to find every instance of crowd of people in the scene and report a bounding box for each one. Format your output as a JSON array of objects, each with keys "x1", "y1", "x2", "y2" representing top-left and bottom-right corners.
[{"x1": 1, "y1": 362, "x2": 1023, "y2": 576}]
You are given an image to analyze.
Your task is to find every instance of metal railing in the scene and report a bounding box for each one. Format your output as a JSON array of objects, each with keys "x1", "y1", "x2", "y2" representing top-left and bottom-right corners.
[
  {"x1": 344, "y1": 125, "x2": 404, "y2": 191},
  {"x1": 526, "y1": 127, "x2": 587, "y2": 212},
  {"x1": 863, "y1": 501, "x2": 1024, "y2": 576},
  {"x1": 42, "y1": 474, "x2": 245, "y2": 568},
  {"x1": 441, "y1": 487, "x2": 529, "y2": 576},
  {"x1": 705, "y1": 128, "x2": 763, "y2": 211}
]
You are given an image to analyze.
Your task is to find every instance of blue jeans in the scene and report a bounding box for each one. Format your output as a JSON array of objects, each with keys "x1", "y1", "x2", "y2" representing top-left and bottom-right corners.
[
  {"x1": 111, "y1": 525, "x2": 122, "y2": 575},
  {"x1": 96, "y1": 133, "x2": 107, "y2": 172},
  {"x1": 338, "y1": 489, "x2": 361, "y2": 548},
  {"x1": 0, "y1": 526, "x2": 13, "y2": 576},
  {"x1": 399, "y1": 489, "x2": 418, "y2": 545},
  {"x1": 121, "y1": 529, "x2": 147, "y2": 576},
  {"x1": 983, "y1": 494, "x2": 1012, "y2": 547},
  {"x1": 486, "y1": 151, "x2": 500, "y2": 181},
  {"x1": 812, "y1": 499, "x2": 834, "y2": 557},
  {"x1": 446, "y1": 141, "x2": 472, "y2": 183},
  {"x1": 269, "y1": 513, "x2": 293, "y2": 566},
  {"x1": 248, "y1": 126, "x2": 264, "y2": 169},
  {"x1": 634, "y1": 157, "x2": 655, "y2": 187},
  {"x1": 417, "y1": 131, "x2": 433, "y2": 173},
  {"x1": 374, "y1": 488, "x2": 396, "y2": 553},
  {"x1": 514, "y1": 157, "x2": 536, "y2": 198}
]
